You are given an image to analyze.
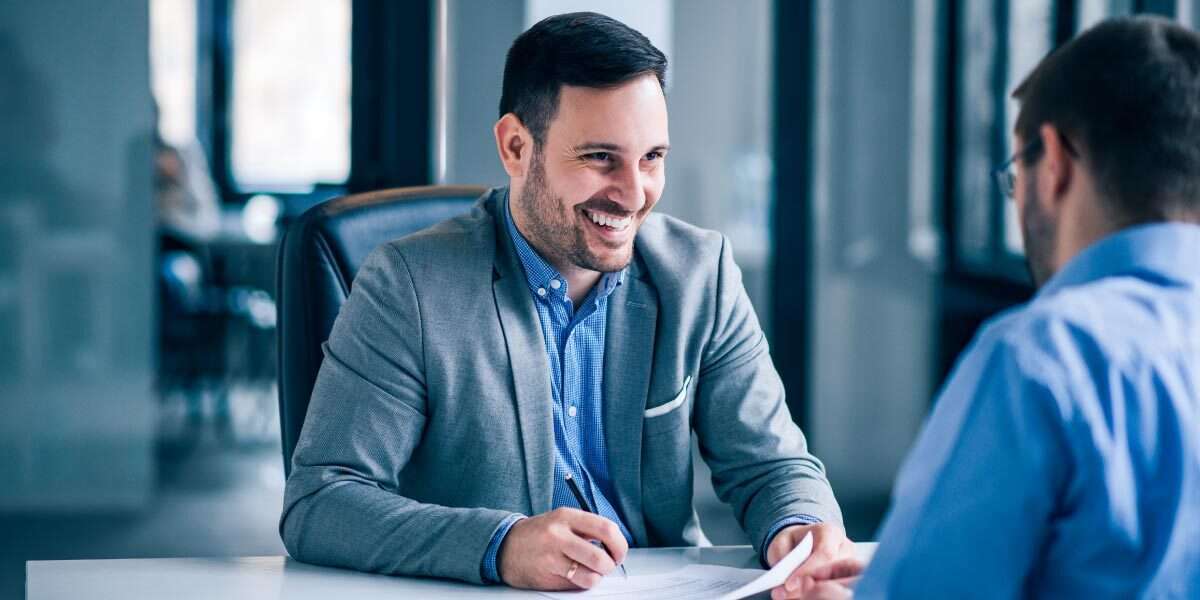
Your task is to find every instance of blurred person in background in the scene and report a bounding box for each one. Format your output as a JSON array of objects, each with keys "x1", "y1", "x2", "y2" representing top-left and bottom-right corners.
[{"x1": 154, "y1": 134, "x2": 220, "y2": 245}]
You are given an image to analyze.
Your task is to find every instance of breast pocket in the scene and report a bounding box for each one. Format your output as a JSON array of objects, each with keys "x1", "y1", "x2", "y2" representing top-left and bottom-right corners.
[{"x1": 643, "y1": 375, "x2": 692, "y2": 437}]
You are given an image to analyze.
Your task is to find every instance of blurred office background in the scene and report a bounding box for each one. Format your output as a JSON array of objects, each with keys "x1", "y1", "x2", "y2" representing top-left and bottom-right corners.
[{"x1": 1, "y1": 0, "x2": 1196, "y2": 597}]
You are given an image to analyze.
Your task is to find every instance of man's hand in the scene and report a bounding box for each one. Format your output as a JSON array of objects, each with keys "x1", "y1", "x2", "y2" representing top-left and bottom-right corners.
[
  {"x1": 792, "y1": 559, "x2": 864, "y2": 600},
  {"x1": 766, "y1": 522, "x2": 857, "y2": 600},
  {"x1": 497, "y1": 508, "x2": 629, "y2": 590}
]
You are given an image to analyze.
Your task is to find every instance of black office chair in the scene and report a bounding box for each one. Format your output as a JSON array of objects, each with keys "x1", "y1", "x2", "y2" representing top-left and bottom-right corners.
[{"x1": 275, "y1": 185, "x2": 486, "y2": 476}]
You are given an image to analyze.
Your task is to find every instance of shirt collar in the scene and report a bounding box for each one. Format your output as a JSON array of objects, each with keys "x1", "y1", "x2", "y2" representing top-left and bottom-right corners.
[
  {"x1": 1037, "y1": 222, "x2": 1200, "y2": 299},
  {"x1": 502, "y1": 189, "x2": 625, "y2": 303}
]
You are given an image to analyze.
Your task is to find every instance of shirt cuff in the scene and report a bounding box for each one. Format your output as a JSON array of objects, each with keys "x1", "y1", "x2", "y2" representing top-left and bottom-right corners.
[
  {"x1": 481, "y1": 514, "x2": 526, "y2": 584},
  {"x1": 760, "y1": 514, "x2": 822, "y2": 567}
]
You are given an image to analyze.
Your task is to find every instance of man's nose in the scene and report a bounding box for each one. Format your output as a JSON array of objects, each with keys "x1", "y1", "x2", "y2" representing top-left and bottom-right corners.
[{"x1": 607, "y1": 163, "x2": 646, "y2": 212}]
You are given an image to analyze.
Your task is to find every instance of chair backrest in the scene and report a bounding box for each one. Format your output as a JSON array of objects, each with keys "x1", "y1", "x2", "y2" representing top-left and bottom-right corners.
[{"x1": 276, "y1": 185, "x2": 485, "y2": 476}]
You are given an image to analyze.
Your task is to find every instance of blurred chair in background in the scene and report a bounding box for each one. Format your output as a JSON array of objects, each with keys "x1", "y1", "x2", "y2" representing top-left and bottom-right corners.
[{"x1": 275, "y1": 185, "x2": 484, "y2": 474}]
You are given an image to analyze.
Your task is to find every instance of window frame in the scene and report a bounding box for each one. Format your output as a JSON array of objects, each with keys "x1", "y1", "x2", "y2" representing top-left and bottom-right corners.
[
  {"x1": 935, "y1": 0, "x2": 1182, "y2": 382},
  {"x1": 190, "y1": 0, "x2": 434, "y2": 210}
]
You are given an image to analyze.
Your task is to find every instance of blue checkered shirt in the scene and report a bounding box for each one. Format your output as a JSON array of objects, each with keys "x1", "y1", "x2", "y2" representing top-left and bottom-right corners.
[
  {"x1": 481, "y1": 195, "x2": 817, "y2": 582},
  {"x1": 481, "y1": 197, "x2": 633, "y2": 582}
]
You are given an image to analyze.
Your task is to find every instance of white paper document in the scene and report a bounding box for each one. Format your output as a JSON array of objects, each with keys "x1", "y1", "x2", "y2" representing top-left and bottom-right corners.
[
  {"x1": 714, "y1": 532, "x2": 813, "y2": 600},
  {"x1": 538, "y1": 532, "x2": 813, "y2": 600},
  {"x1": 537, "y1": 564, "x2": 760, "y2": 599}
]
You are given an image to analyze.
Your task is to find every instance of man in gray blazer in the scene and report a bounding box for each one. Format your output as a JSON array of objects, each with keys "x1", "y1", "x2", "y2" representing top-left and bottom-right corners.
[{"x1": 281, "y1": 12, "x2": 850, "y2": 594}]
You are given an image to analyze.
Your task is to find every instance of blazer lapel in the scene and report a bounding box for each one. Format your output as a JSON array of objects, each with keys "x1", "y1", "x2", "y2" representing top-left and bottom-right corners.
[
  {"x1": 603, "y1": 256, "x2": 658, "y2": 547},
  {"x1": 491, "y1": 198, "x2": 555, "y2": 516}
]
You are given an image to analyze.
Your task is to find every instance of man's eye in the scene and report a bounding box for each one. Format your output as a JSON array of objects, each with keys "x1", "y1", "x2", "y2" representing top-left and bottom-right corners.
[
  {"x1": 644, "y1": 151, "x2": 663, "y2": 161},
  {"x1": 586, "y1": 152, "x2": 611, "y2": 162}
]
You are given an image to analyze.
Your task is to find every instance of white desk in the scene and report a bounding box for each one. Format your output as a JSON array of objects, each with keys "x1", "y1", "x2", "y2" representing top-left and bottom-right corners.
[{"x1": 28, "y1": 544, "x2": 877, "y2": 599}]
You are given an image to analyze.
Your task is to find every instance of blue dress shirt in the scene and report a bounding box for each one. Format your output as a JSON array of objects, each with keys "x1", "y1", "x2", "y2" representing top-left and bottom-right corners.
[
  {"x1": 481, "y1": 197, "x2": 633, "y2": 582},
  {"x1": 483, "y1": 194, "x2": 818, "y2": 582},
  {"x1": 857, "y1": 223, "x2": 1200, "y2": 598}
]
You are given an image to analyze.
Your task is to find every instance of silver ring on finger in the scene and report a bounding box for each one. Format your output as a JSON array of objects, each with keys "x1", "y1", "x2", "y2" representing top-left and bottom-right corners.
[{"x1": 565, "y1": 561, "x2": 579, "y2": 580}]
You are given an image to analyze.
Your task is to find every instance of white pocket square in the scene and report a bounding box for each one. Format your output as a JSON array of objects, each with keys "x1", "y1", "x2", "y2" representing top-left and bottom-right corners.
[{"x1": 644, "y1": 375, "x2": 691, "y2": 418}]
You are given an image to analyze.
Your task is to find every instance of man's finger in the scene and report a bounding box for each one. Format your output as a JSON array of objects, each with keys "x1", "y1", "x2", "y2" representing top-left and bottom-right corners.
[
  {"x1": 784, "y1": 559, "x2": 864, "y2": 595},
  {"x1": 564, "y1": 511, "x2": 629, "y2": 561},
  {"x1": 809, "y1": 580, "x2": 855, "y2": 600},
  {"x1": 809, "y1": 558, "x2": 865, "y2": 581},
  {"x1": 767, "y1": 529, "x2": 799, "y2": 566},
  {"x1": 561, "y1": 536, "x2": 616, "y2": 577},
  {"x1": 772, "y1": 577, "x2": 857, "y2": 600},
  {"x1": 788, "y1": 549, "x2": 837, "y2": 585},
  {"x1": 787, "y1": 544, "x2": 853, "y2": 590},
  {"x1": 563, "y1": 559, "x2": 603, "y2": 590}
]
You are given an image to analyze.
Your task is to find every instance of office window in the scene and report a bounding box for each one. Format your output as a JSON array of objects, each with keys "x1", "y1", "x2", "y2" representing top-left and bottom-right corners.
[
  {"x1": 1001, "y1": 1, "x2": 1056, "y2": 256},
  {"x1": 1183, "y1": 0, "x2": 1199, "y2": 27},
  {"x1": 949, "y1": 0, "x2": 1184, "y2": 279},
  {"x1": 952, "y1": 0, "x2": 1057, "y2": 281},
  {"x1": 151, "y1": 0, "x2": 198, "y2": 146},
  {"x1": 1077, "y1": 0, "x2": 1135, "y2": 29},
  {"x1": 953, "y1": 0, "x2": 1004, "y2": 274},
  {"x1": 230, "y1": 0, "x2": 350, "y2": 189}
]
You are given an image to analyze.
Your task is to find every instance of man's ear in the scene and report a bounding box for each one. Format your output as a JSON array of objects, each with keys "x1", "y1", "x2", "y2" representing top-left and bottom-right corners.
[
  {"x1": 494, "y1": 113, "x2": 532, "y2": 178},
  {"x1": 1038, "y1": 123, "x2": 1074, "y2": 206}
]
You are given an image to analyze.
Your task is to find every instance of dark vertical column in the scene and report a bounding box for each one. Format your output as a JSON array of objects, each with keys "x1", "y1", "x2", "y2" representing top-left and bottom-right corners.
[
  {"x1": 349, "y1": 0, "x2": 435, "y2": 192},
  {"x1": 989, "y1": 0, "x2": 1009, "y2": 261},
  {"x1": 1136, "y1": 0, "x2": 1178, "y2": 17},
  {"x1": 770, "y1": 0, "x2": 816, "y2": 429},
  {"x1": 208, "y1": 0, "x2": 233, "y2": 196},
  {"x1": 1055, "y1": 0, "x2": 1078, "y2": 43},
  {"x1": 936, "y1": 0, "x2": 962, "y2": 382}
]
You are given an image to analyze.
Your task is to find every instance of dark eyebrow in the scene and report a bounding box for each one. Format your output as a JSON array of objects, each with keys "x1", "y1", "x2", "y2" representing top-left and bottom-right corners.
[
  {"x1": 573, "y1": 142, "x2": 671, "y2": 154},
  {"x1": 573, "y1": 142, "x2": 623, "y2": 153}
]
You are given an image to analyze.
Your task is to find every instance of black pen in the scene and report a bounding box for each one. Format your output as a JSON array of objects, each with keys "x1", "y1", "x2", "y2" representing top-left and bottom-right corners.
[{"x1": 563, "y1": 473, "x2": 628, "y2": 578}]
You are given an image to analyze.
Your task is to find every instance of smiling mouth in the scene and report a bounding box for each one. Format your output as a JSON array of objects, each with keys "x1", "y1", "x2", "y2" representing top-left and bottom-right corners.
[{"x1": 582, "y1": 208, "x2": 633, "y2": 232}]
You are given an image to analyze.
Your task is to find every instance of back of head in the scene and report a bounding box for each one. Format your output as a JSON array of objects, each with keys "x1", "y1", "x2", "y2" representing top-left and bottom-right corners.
[
  {"x1": 1013, "y1": 16, "x2": 1200, "y2": 224},
  {"x1": 499, "y1": 12, "x2": 668, "y2": 146}
]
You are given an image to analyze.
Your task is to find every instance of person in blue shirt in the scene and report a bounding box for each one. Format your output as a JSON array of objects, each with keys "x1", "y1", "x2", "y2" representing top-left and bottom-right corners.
[{"x1": 786, "y1": 16, "x2": 1200, "y2": 600}]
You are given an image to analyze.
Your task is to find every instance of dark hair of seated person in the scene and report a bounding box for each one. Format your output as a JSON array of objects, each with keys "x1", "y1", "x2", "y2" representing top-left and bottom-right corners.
[
  {"x1": 1012, "y1": 16, "x2": 1200, "y2": 225},
  {"x1": 499, "y1": 11, "x2": 668, "y2": 147}
]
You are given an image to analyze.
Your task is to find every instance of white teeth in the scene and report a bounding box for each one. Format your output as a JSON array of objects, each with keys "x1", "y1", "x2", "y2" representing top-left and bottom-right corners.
[{"x1": 586, "y1": 209, "x2": 632, "y2": 231}]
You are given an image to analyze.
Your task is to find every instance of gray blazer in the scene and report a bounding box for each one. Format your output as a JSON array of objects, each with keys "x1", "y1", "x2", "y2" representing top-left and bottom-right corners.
[{"x1": 280, "y1": 188, "x2": 841, "y2": 584}]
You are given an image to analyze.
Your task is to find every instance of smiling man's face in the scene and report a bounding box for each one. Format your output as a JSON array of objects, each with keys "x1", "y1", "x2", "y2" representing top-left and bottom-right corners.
[{"x1": 511, "y1": 73, "x2": 669, "y2": 274}]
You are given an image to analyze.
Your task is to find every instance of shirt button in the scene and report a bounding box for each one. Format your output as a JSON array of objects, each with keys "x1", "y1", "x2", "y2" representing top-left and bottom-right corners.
[
  {"x1": 568, "y1": 405, "x2": 578, "y2": 417},
  {"x1": 537, "y1": 287, "x2": 546, "y2": 297},
  {"x1": 550, "y1": 279, "x2": 561, "y2": 290}
]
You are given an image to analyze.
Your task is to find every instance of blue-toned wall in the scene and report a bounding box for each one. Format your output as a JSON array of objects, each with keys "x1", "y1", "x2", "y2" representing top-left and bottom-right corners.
[{"x1": 0, "y1": 0, "x2": 156, "y2": 511}]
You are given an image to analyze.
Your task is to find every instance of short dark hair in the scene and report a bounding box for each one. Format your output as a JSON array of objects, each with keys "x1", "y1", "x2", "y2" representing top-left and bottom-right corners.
[
  {"x1": 499, "y1": 12, "x2": 668, "y2": 146},
  {"x1": 1013, "y1": 16, "x2": 1200, "y2": 223}
]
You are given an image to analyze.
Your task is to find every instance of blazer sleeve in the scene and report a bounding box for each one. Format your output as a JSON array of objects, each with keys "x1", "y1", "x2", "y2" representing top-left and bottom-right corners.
[
  {"x1": 279, "y1": 243, "x2": 515, "y2": 585},
  {"x1": 692, "y1": 236, "x2": 843, "y2": 550}
]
